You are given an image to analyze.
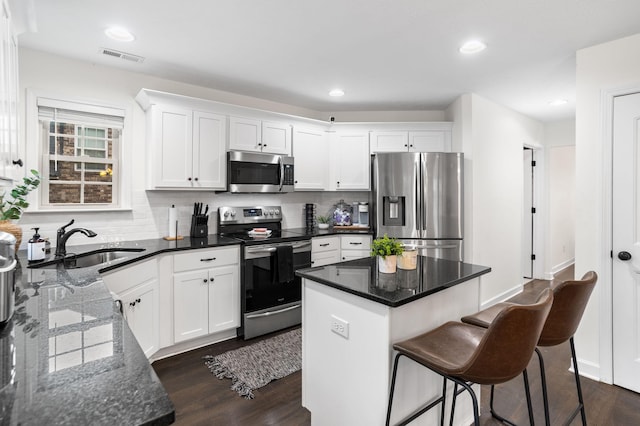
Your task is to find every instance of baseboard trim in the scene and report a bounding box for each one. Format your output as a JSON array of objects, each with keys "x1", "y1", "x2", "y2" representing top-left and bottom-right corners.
[
  {"x1": 480, "y1": 283, "x2": 523, "y2": 310},
  {"x1": 570, "y1": 358, "x2": 601, "y2": 382},
  {"x1": 546, "y1": 258, "x2": 575, "y2": 280}
]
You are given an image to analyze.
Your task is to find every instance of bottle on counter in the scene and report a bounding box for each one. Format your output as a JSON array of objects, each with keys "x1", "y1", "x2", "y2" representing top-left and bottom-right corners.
[{"x1": 27, "y1": 228, "x2": 46, "y2": 262}]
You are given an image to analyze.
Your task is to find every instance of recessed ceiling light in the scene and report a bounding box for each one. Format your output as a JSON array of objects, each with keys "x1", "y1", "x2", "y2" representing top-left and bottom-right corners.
[
  {"x1": 548, "y1": 99, "x2": 569, "y2": 106},
  {"x1": 329, "y1": 89, "x2": 345, "y2": 97},
  {"x1": 459, "y1": 40, "x2": 487, "y2": 54},
  {"x1": 105, "y1": 26, "x2": 135, "y2": 42}
]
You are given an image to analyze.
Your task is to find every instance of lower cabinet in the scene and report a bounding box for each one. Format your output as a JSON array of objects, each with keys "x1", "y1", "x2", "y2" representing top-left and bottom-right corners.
[
  {"x1": 119, "y1": 279, "x2": 159, "y2": 357},
  {"x1": 172, "y1": 246, "x2": 240, "y2": 344},
  {"x1": 173, "y1": 265, "x2": 239, "y2": 343},
  {"x1": 311, "y1": 236, "x2": 340, "y2": 267},
  {"x1": 340, "y1": 235, "x2": 372, "y2": 262},
  {"x1": 101, "y1": 258, "x2": 160, "y2": 358}
]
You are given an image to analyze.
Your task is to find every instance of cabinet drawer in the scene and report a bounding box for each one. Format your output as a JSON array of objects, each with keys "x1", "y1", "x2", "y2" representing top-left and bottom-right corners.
[
  {"x1": 311, "y1": 250, "x2": 340, "y2": 267},
  {"x1": 312, "y1": 236, "x2": 340, "y2": 253},
  {"x1": 341, "y1": 235, "x2": 371, "y2": 251},
  {"x1": 174, "y1": 246, "x2": 240, "y2": 272}
]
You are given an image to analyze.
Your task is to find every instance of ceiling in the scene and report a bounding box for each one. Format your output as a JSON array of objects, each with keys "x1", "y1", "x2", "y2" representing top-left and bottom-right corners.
[{"x1": 15, "y1": 0, "x2": 640, "y2": 122}]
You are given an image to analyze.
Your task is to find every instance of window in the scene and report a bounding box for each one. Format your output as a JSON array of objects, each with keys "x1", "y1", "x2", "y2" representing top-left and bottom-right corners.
[{"x1": 37, "y1": 97, "x2": 125, "y2": 208}]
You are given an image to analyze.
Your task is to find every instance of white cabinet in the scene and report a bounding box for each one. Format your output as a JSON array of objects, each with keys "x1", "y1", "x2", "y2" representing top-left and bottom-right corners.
[
  {"x1": 229, "y1": 116, "x2": 292, "y2": 155},
  {"x1": 340, "y1": 235, "x2": 372, "y2": 262},
  {"x1": 330, "y1": 132, "x2": 370, "y2": 190},
  {"x1": 311, "y1": 236, "x2": 340, "y2": 267},
  {"x1": 136, "y1": 90, "x2": 227, "y2": 190},
  {"x1": 293, "y1": 126, "x2": 330, "y2": 190},
  {"x1": 0, "y1": 2, "x2": 20, "y2": 184},
  {"x1": 173, "y1": 246, "x2": 240, "y2": 344},
  {"x1": 101, "y1": 258, "x2": 159, "y2": 358},
  {"x1": 369, "y1": 125, "x2": 452, "y2": 153}
]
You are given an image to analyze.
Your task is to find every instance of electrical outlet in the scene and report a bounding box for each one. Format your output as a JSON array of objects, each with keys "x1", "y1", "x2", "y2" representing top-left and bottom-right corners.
[{"x1": 331, "y1": 315, "x2": 349, "y2": 339}]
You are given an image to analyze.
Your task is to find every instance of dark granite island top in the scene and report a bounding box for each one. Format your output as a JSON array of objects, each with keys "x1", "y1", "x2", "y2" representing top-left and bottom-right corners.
[
  {"x1": 296, "y1": 255, "x2": 491, "y2": 307},
  {"x1": 0, "y1": 234, "x2": 242, "y2": 425}
]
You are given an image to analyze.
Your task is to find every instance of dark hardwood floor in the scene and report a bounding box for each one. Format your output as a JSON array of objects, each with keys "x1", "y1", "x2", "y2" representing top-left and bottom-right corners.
[{"x1": 153, "y1": 266, "x2": 640, "y2": 425}]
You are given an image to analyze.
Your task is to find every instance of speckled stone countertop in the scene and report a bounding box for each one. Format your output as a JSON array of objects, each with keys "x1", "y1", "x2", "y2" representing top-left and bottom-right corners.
[
  {"x1": 296, "y1": 255, "x2": 491, "y2": 307},
  {"x1": 0, "y1": 234, "x2": 242, "y2": 426}
]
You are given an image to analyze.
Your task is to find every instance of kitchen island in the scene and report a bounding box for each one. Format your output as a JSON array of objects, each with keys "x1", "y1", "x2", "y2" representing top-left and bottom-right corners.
[{"x1": 296, "y1": 255, "x2": 491, "y2": 426}]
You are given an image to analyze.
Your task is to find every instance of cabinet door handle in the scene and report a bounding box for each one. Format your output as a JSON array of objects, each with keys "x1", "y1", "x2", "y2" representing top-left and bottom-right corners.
[
  {"x1": 201, "y1": 257, "x2": 216, "y2": 262},
  {"x1": 349, "y1": 242, "x2": 362, "y2": 245},
  {"x1": 129, "y1": 298, "x2": 141, "y2": 307},
  {"x1": 319, "y1": 243, "x2": 330, "y2": 247},
  {"x1": 203, "y1": 278, "x2": 208, "y2": 283},
  {"x1": 194, "y1": 177, "x2": 199, "y2": 181},
  {"x1": 210, "y1": 277, "x2": 215, "y2": 282}
]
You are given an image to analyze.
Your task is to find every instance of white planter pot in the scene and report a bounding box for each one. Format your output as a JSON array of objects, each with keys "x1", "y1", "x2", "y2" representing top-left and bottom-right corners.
[
  {"x1": 318, "y1": 223, "x2": 329, "y2": 229},
  {"x1": 378, "y1": 256, "x2": 397, "y2": 274}
]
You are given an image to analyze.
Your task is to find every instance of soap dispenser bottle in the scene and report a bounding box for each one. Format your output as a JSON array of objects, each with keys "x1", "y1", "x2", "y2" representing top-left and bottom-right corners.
[{"x1": 27, "y1": 228, "x2": 46, "y2": 262}]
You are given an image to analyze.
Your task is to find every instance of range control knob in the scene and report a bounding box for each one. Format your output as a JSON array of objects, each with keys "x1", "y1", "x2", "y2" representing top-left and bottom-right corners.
[
  {"x1": 275, "y1": 209, "x2": 280, "y2": 215},
  {"x1": 223, "y1": 210, "x2": 230, "y2": 218},
  {"x1": 230, "y1": 210, "x2": 236, "y2": 217}
]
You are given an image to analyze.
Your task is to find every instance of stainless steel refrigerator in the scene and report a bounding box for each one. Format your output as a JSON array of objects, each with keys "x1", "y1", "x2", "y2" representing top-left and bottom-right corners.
[{"x1": 372, "y1": 152, "x2": 464, "y2": 261}]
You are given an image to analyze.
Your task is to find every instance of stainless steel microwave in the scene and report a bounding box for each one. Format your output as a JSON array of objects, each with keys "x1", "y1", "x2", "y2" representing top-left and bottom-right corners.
[{"x1": 227, "y1": 151, "x2": 295, "y2": 193}]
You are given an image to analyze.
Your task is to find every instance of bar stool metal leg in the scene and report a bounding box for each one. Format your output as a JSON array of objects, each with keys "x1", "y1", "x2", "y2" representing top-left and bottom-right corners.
[
  {"x1": 488, "y1": 369, "x2": 536, "y2": 426},
  {"x1": 535, "y1": 348, "x2": 551, "y2": 426}
]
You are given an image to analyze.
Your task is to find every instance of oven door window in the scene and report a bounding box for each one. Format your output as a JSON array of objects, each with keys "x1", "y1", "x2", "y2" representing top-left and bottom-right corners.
[
  {"x1": 244, "y1": 250, "x2": 310, "y2": 313},
  {"x1": 229, "y1": 161, "x2": 280, "y2": 185}
]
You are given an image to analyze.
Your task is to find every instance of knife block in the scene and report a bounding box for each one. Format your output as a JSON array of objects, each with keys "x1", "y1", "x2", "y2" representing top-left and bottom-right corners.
[{"x1": 190, "y1": 215, "x2": 208, "y2": 238}]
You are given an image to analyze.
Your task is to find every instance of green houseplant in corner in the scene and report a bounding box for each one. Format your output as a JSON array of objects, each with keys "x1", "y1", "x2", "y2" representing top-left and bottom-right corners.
[
  {"x1": 371, "y1": 234, "x2": 404, "y2": 273},
  {"x1": 0, "y1": 170, "x2": 41, "y2": 250},
  {"x1": 317, "y1": 215, "x2": 330, "y2": 230}
]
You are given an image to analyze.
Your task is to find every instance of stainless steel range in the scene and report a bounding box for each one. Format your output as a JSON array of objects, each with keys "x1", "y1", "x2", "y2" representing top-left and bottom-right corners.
[{"x1": 218, "y1": 206, "x2": 311, "y2": 339}]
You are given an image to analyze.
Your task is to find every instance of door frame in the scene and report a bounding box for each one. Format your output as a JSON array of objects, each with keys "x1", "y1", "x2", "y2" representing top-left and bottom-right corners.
[
  {"x1": 523, "y1": 142, "x2": 545, "y2": 281},
  {"x1": 599, "y1": 85, "x2": 640, "y2": 384}
]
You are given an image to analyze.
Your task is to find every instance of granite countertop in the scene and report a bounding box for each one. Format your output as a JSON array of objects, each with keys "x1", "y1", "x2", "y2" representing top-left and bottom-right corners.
[
  {"x1": 0, "y1": 234, "x2": 243, "y2": 426},
  {"x1": 296, "y1": 255, "x2": 491, "y2": 307}
]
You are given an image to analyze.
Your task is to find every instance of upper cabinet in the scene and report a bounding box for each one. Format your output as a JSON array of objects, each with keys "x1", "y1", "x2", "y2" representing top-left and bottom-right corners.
[
  {"x1": 293, "y1": 126, "x2": 330, "y2": 190},
  {"x1": 0, "y1": 2, "x2": 20, "y2": 184},
  {"x1": 369, "y1": 123, "x2": 452, "y2": 153},
  {"x1": 136, "y1": 90, "x2": 227, "y2": 190},
  {"x1": 330, "y1": 131, "x2": 370, "y2": 191},
  {"x1": 229, "y1": 116, "x2": 292, "y2": 155}
]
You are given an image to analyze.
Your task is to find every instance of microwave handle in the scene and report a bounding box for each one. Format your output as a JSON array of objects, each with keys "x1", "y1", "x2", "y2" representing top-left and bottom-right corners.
[{"x1": 278, "y1": 156, "x2": 284, "y2": 192}]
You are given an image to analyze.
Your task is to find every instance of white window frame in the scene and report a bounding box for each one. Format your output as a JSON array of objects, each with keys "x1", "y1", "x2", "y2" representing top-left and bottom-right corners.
[{"x1": 25, "y1": 89, "x2": 132, "y2": 212}]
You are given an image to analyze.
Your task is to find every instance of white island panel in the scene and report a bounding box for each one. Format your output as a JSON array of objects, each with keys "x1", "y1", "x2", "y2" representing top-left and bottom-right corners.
[{"x1": 302, "y1": 276, "x2": 481, "y2": 426}]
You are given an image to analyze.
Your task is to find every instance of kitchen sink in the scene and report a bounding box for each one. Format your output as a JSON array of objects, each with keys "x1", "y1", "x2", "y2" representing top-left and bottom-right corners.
[{"x1": 28, "y1": 248, "x2": 146, "y2": 269}]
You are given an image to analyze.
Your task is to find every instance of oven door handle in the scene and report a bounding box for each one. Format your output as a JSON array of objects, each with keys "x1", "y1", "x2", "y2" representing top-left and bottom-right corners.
[
  {"x1": 245, "y1": 304, "x2": 301, "y2": 319},
  {"x1": 246, "y1": 241, "x2": 311, "y2": 254}
]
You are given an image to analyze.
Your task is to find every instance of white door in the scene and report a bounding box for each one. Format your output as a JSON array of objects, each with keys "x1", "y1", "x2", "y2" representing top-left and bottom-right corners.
[{"x1": 612, "y1": 91, "x2": 640, "y2": 393}]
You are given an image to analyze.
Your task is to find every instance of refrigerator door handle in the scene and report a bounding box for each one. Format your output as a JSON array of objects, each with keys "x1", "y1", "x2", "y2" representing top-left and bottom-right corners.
[{"x1": 415, "y1": 157, "x2": 421, "y2": 232}]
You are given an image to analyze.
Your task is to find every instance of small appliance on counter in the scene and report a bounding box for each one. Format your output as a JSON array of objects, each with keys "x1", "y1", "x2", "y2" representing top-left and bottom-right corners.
[
  {"x1": 0, "y1": 231, "x2": 17, "y2": 325},
  {"x1": 27, "y1": 228, "x2": 46, "y2": 262}
]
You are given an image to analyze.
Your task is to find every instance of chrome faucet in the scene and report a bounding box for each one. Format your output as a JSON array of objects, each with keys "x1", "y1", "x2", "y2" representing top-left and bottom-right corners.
[{"x1": 55, "y1": 219, "x2": 97, "y2": 258}]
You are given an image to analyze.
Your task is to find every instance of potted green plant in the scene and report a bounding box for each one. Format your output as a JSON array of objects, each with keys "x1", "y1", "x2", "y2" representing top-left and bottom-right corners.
[
  {"x1": 317, "y1": 215, "x2": 330, "y2": 230},
  {"x1": 0, "y1": 170, "x2": 41, "y2": 250},
  {"x1": 370, "y1": 234, "x2": 404, "y2": 273}
]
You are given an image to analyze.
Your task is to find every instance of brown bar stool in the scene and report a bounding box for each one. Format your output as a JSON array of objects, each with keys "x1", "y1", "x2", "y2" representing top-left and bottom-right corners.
[
  {"x1": 385, "y1": 288, "x2": 553, "y2": 426},
  {"x1": 461, "y1": 271, "x2": 597, "y2": 426}
]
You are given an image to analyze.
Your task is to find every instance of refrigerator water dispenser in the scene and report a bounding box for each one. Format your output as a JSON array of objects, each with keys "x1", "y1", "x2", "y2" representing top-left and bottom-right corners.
[{"x1": 383, "y1": 196, "x2": 405, "y2": 226}]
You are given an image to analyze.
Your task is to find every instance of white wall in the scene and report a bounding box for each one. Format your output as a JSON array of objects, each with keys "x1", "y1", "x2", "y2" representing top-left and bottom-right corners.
[
  {"x1": 575, "y1": 32, "x2": 640, "y2": 380},
  {"x1": 16, "y1": 48, "x2": 382, "y2": 249},
  {"x1": 447, "y1": 93, "x2": 543, "y2": 307},
  {"x1": 543, "y1": 120, "x2": 575, "y2": 277}
]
